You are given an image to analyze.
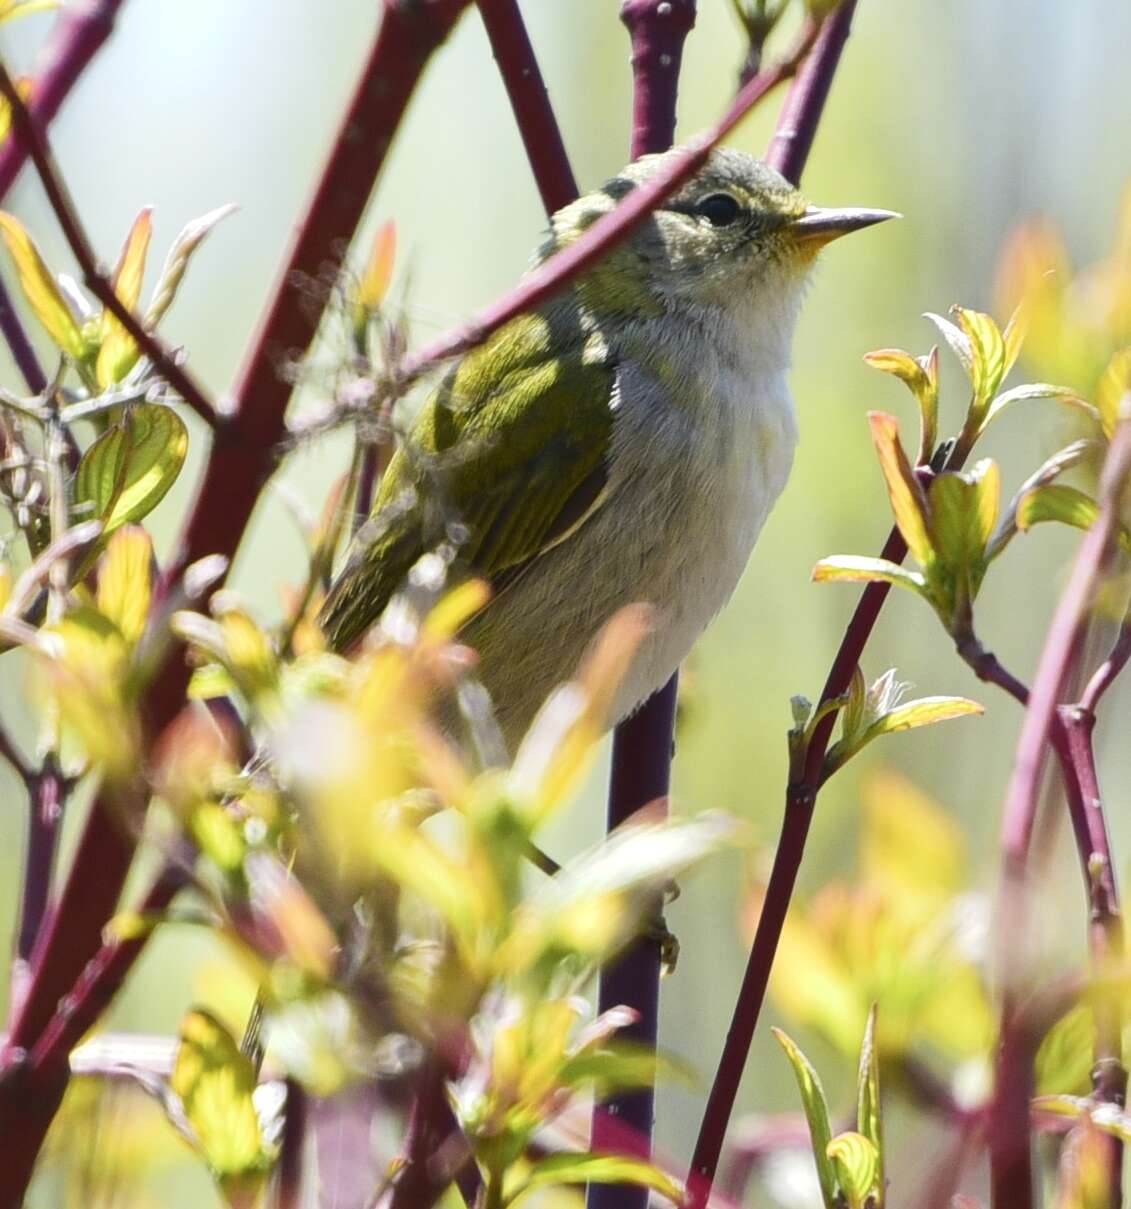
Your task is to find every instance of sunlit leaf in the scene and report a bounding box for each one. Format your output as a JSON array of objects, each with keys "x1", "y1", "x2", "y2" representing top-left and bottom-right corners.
[
  {"x1": 867, "y1": 412, "x2": 934, "y2": 565},
  {"x1": 146, "y1": 203, "x2": 239, "y2": 328},
  {"x1": 1014, "y1": 484, "x2": 1131, "y2": 551},
  {"x1": 1002, "y1": 301, "x2": 1028, "y2": 378},
  {"x1": 811, "y1": 555, "x2": 928, "y2": 596},
  {"x1": 954, "y1": 306, "x2": 1008, "y2": 410},
  {"x1": 74, "y1": 406, "x2": 188, "y2": 538},
  {"x1": 982, "y1": 382, "x2": 1096, "y2": 432},
  {"x1": 1056, "y1": 1118, "x2": 1118, "y2": 1209},
  {"x1": 860, "y1": 767, "x2": 966, "y2": 904},
  {"x1": 0, "y1": 212, "x2": 85, "y2": 358},
  {"x1": 0, "y1": 76, "x2": 32, "y2": 143},
  {"x1": 856, "y1": 1006, "x2": 884, "y2": 1206},
  {"x1": 863, "y1": 346, "x2": 939, "y2": 461},
  {"x1": 0, "y1": 0, "x2": 59, "y2": 21},
  {"x1": 504, "y1": 1152, "x2": 685, "y2": 1206},
  {"x1": 773, "y1": 1028, "x2": 838, "y2": 1207},
  {"x1": 1036, "y1": 1005, "x2": 1096, "y2": 1098},
  {"x1": 924, "y1": 311, "x2": 973, "y2": 376},
  {"x1": 96, "y1": 525, "x2": 154, "y2": 646},
  {"x1": 824, "y1": 695, "x2": 982, "y2": 779},
  {"x1": 169, "y1": 1009, "x2": 272, "y2": 1192},
  {"x1": 1096, "y1": 348, "x2": 1131, "y2": 439},
  {"x1": 96, "y1": 207, "x2": 153, "y2": 387},
  {"x1": 826, "y1": 1131, "x2": 879, "y2": 1209},
  {"x1": 352, "y1": 219, "x2": 397, "y2": 340}
]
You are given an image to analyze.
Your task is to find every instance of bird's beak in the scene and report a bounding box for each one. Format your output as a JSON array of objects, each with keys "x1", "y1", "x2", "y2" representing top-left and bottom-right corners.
[{"x1": 789, "y1": 206, "x2": 900, "y2": 248}]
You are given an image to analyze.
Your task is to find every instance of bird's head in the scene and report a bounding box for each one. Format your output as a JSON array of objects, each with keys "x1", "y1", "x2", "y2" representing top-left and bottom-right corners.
[{"x1": 541, "y1": 146, "x2": 896, "y2": 323}]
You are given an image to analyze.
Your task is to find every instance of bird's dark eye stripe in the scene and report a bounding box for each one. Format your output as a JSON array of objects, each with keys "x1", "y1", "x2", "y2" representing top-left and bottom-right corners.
[{"x1": 694, "y1": 192, "x2": 742, "y2": 227}]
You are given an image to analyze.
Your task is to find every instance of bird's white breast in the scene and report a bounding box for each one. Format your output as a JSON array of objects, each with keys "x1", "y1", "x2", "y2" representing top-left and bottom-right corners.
[{"x1": 601, "y1": 301, "x2": 799, "y2": 721}]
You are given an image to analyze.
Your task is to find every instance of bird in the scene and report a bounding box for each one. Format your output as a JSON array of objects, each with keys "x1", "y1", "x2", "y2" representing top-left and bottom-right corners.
[{"x1": 319, "y1": 146, "x2": 895, "y2": 750}]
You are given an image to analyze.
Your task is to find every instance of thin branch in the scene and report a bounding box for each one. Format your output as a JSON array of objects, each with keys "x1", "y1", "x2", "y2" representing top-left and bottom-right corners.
[
  {"x1": 393, "y1": 16, "x2": 811, "y2": 392},
  {"x1": 1079, "y1": 606, "x2": 1131, "y2": 713},
  {"x1": 989, "y1": 408, "x2": 1131, "y2": 1208},
  {"x1": 955, "y1": 632, "x2": 1031, "y2": 707},
  {"x1": 588, "y1": 7, "x2": 696, "y2": 1206},
  {"x1": 0, "y1": 61, "x2": 217, "y2": 430},
  {"x1": 476, "y1": 0, "x2": 578, "y2": 214},
  {"x1": 0, "y1": 0, "x2": 125, "y2": 200},
  {"x1": 0, "y1": 274, "x2": 47, "y2": 395}
]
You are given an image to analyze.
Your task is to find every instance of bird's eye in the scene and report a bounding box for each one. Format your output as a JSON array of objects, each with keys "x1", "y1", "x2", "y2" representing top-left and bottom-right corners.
[{"x1": 695, "y1": 192, "x2": 742, "y2": 227}]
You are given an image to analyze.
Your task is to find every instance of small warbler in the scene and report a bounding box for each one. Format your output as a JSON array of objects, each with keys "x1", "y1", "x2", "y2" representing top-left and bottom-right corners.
[{"x1": 320, "y1": 147, "x2": 895, "y2": 748}]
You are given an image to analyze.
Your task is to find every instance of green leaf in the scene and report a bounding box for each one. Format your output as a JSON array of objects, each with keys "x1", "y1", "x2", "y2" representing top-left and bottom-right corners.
[
  {"x1": 1017, "y1": 484, "x2": 1097, "y2": 533},
  {"x1": 96, "y1": 525, "x2": 154, "y2": 646},
  {"x1": 982, "y1": 382, "x2": 1096, "y2": 433},
  {"x1": 774, "y1": 1028, "x2": 838, "y2": 1207},
  {"x1": 811, "y1": 555, "x2": 928, "y2": 597},
  {"x1": 856, "y1": 1005, "x2": 884, "y2": 1207},
  {"x1": 558, "y1": 1042, "x2": 695, "y2": 1102},
  {"x1": 863, "y1": 346, "x2": 939, "y2": 462},
  {"x1": 867, "y1": 412, "x2": 934, "y2": 565},
  {"x1": 1001, "y1": 301, "x2": 1028, "y2": 378},
  {"x1": 96, "y1": 207, "x2": 153, "y2": 387},
  {"x1": 826, "y1": 1131, "x2": 880, "y2": 1209},
  {"x1": 924, "y1": 461, "x2": 1000, "y2": 623},
  {"x1": 0, "y1": 212, "x2": 85, "y2": 358},
  {"x1": 955, "y1": 306, "x2": 1008, "y2": 411},
  {"x1": 987, "y1": 440, "x2": 1098, "y2": 562},
  {"x1": 1096, "y1": 348, "x2": 1131, "y2": 440},
  {"x1": 74, "y1": 406, "x2": 188, "y2": 538},
  {"x1": 824, "y1": 695, "x2": 983, "y2": 779},
  {"x1": 169, "y1": 1009, "x2": 272, "y2": 1186},
  {"x1": 503, "y1": 1152, "x2": 685, "y2": 1207},
  {"x1": 924, "y1": 311, "x2": 973, "y2": 377},
  {"x1": 146, "y1": 203, "x2": 239, "y2": 328}
]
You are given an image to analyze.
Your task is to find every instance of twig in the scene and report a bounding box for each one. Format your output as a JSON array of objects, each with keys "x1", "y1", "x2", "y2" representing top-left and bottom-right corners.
[
  {"x1": 0, "y1": 275, "x2": 46, "y2": 395},
  {"x1": 475, "y1": 0, "x2": 577, "y2": 214},
  {"x1": 0, "y1": 0, "x2": 125, "y2": 200},
  {"x1": 587, "y1": 8, "x2": 695, "y2": 1207},
  {"x1": 0, "y1": 62, "x2": 218, "y2": 430},
  {"x1": 1079, "y1": 607, "x2": 1131, "y2": 714},
  {"x1": 955, "y1": 632, "x2": 1031, "y2": 707},
  {"x1": 393, "y1": 14, "x2": 811, "y2": 393},
  {"x1": 990, "y1": 409, "x2": 1131, "y2": 1208}
]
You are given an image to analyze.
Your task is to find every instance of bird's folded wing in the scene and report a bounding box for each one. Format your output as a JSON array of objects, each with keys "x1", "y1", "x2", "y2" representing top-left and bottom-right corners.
[{"x1": 319, "y1": 314, "x2": 616, "y2": 652}]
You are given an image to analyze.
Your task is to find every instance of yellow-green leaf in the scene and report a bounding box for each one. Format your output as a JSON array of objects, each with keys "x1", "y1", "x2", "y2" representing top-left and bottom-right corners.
[
  {"x1": 170, "y1": 1009, "x2": 271, "y2": 1185},
  {"x1": 504, "y1": 1152, "x2": 684, "y2": 1207},
  {"x1": 982, "y1": 382, "x2": 1096, "y2": 433},
  {"x1": 146, "y1": 203, "x2": 239, "y2": 329},
  {"x1": 74, "y1": 406, "x2": 188, "y2": 537},
  {"x1": 826, "y1": 1131, "x2": 879, "y2": 1209},
  {"x1": 955, "y1": 306, "x2": 1008, "y2": 411},
  {"x1": 0, "y1": 0, "x2": 59, "y2": 24},
  {"x1": 1096, "y1": 348, "x2": 1131, "y2": 440},
  {"x1": 863, "y1": 346, "x2": 939, "y2": 462},
  {"x1": 825, "y1": 695, "x2": 983, "y2": 779},
  {"x1": 96, "y1": 207, "x2": 153, "y2": 387},
  {"x1": 811, "y1": 555, "x2": 928, "y2": 596},
  {"x1": 96, "y1": 525, "x2": 154, "y2": 646},
  {"x1": 867, "y1": 412, "x2": 934, "y2": 565},
  {"x1": 774, "y1": 1028, "x2": 838, "y2": 1207},
  {"x1": 1014, "y1": 484, "x2": 1131, "y2": 553},
  {"x1": 856, "y1": 1006, "x2": 884, "y2": 1206},
  {"x1": 352, "y1": 219, "x2": 396, "y2": 339},
  {"x1": 0, "y1": 212, "x2": 85, "y2": 358}
]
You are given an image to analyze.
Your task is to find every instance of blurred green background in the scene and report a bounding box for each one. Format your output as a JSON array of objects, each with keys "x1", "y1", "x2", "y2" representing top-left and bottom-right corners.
[{"x1": 2, "y1": 1, "x2": 1131, "y2": 1204}]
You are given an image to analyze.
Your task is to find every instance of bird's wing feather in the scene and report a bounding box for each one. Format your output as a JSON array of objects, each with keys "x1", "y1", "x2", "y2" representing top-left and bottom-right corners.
[{"x1": 319, "y1": 311, "x2": 616, "y2": 651}]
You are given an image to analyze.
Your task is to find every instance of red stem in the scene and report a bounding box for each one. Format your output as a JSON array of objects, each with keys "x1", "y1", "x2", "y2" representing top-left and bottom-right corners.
[
  {"x1": 475, "y1": 0, "x2": 578, "y2": 214},
  {"x1": 621, "y1": 0, "x2": 697, "y2": 156},
  {"x1": 0, "y1": 4, "x2": 472, "y2": 1199},
  {"x1": 690, "y1": 520, "x2": 903, "y2": 1199},
  {"x1": 990, "y1": 413, "x2": 1131, "y2": 1207},
  {"x1": 588, "y1": 8, "x2": 694, "y2": 1207}
]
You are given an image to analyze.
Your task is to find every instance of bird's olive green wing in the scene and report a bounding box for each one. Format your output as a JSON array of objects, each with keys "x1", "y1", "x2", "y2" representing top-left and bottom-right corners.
[{"x1": 319, "y1": 311, "x2": 616, "y2": 652}]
